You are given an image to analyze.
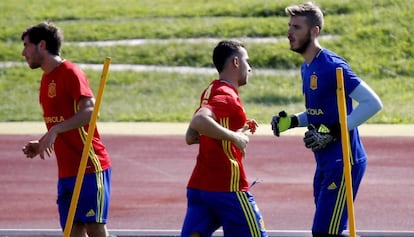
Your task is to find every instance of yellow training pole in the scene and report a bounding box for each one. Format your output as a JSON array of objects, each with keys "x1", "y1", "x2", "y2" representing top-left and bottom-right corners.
[
  {"x1": 63, "y1": 57, "x2": 111, "y2": 237},
  {"x1": 336, "y1": 67, "x2": 356, "y2": 237}
]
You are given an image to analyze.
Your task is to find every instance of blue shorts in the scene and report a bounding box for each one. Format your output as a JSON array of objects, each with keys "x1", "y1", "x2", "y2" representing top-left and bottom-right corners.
[
  {"x1": 312, "y1": 161, "x2": 366, "y2": 235},
  {"x1": 57, "y1": 168, "x2": 111, "y2": 230},
  {"x1": 181, "y1": 188, "x2": 267, "y2": 237}
]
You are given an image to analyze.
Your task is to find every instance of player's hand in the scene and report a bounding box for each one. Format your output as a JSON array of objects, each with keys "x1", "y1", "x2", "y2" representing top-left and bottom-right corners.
[
  {"x1": 243, "y1": 119, "x2": 259, "y2": 134},
  {"x1": 271, "y1": 111, "x2": 297, "y2": 137},
  {"x1": 303, "y1": 124, "x2": 338, "y2": 152},
  {"x1": 37, "y1": 128, "x2": 58, "y2": 159},
  {"x1": 22, "y1": 140, "x2": 40, "y2": 158},
  {"x1": 232, "y1": 131, "x2": 249, "y2": 156}
]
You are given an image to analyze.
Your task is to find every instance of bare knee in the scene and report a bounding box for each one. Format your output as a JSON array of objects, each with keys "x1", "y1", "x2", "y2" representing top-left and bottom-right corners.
[
  {"x1": 85, "y1": 222, "x2": 108, "y2": 237},
  {"x1": 69, "y1": 222, "x2": 87, "y2": 237}
]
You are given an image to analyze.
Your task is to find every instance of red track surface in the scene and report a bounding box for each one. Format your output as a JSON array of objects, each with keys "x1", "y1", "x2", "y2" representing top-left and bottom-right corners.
[{"x1": 1, "y1": 134, "x2": 413, "y2": 232}]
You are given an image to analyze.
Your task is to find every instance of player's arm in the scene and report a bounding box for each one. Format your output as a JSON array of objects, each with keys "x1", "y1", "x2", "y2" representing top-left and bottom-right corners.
[
  {"x1": 304, "y1": 81, "x2": 382, "y2": 152},
  {"x1": 38, "y1": 96, "x2": 94, "y2": 159},
  {"x1": 51, "y1": 95, "x2": 95, "y2": 133},
  {"x1": 189, "y1": 107, "x2": 249, "y2": 152},
  {"x1": 347, "y1": 81, "x2": 383, "y2": 130},
  {"x1": 185, "y1": 126, "x2": 199, "y2": 145},
  {"x1": 23, "y1": 96, "x2": 95, "y2": 159}
]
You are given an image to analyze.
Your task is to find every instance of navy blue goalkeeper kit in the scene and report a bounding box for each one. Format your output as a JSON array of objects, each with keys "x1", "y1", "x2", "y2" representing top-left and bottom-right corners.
[{"x1": 301, "y1": 48, "x2": 367, "y2": 234}]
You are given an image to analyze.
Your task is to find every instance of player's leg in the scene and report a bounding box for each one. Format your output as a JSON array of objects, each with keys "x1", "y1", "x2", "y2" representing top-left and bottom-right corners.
[
  {"x1": 312, "y1": 233, "x2": 361, "y2": 237},
  {"x1": 312, "y1": 166, "x2": 348, "y2": 236},
  {"x1": 85, "y1": 222, "x2": 109, "y2": 237},
  {"x1": 210, "y1": 191, "x2": 267, "y2": 237},
  {"x1": 350, "y1": 161, "x2": 366, "y2": 198},
  {"x1": 67, "y1": 222, "x2": 109, "y2": 237},
  {"x1": 57, "y1": 176, "x2": 76, "y2": 232},
  {"x1": 181, "y1": 188, "x2": 220, "y2": 237},
  {"x1": 57, "y1": 169, "x2": 111, "y2": 237},
  {"x1": 70, "y1": 222, "x2": 87, "y2": 237},
  {"x1": 56, "y1": 182, "x2": 88, "y2": 236},
  {"x1": 80, "y1": 169, "x2": 111, "y2": 237},
  {"x1": 312, "y1": 161, "x2": 366, "y2": 236}
]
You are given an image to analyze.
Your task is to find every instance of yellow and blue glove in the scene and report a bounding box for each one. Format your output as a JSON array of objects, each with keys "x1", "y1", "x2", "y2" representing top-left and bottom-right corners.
[
  {"x1": 270, "y1": 111, "x2": 298, "y2": 137},
  {"x1": 303, "y1": 124, "x2": 340, "y2": 151}
]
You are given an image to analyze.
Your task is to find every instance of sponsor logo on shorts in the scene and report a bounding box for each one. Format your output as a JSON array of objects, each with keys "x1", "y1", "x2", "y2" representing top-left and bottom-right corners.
[
  {"x1": 328, "y1": 182, "x2": 337, "y2": 190},
  {"x1": 86, "y1": 209, "x2": 95, "y2": 217}
]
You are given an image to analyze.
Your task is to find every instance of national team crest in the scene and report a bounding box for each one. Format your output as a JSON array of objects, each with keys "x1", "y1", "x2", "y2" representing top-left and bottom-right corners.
[
  {"x1": 310, "y1": 75, "x2": 318, "y2": 90},
  {"x1": 48, "y1": 81, "x2": 56, "y2": 98}
]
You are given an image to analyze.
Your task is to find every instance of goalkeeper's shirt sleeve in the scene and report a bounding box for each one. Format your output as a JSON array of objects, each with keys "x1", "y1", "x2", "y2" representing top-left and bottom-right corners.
[
  {"x1": 295, "y1": 111, "x2": 308, "y2": 127},
  {"x1": 348, "y1": 81, "x2": 383, "y2": 130}
]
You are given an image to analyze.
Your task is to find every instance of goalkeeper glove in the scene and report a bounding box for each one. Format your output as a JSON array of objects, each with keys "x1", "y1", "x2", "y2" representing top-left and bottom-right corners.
[
  {"x1": 270, "y1": 111, "x2": 298, "y2": 137},
  {"x1": 303, "y1": 124, "x2": 340, "y2": 152}
]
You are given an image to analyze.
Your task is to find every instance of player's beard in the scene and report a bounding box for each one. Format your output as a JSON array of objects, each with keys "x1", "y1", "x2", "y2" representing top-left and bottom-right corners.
[
  {"x1": 291, "y1": 31, "x2": 311, "y2": 54},
  {"x1": 238, "y1": 69, "x2": 248, "y2": 86},
  {"x1": 29, "y1": 60, "x2": 41, "y2": 69},
  {"x1": 28, "y1": 46, "x2": 43, "y2": 69},
  {"x1": 238, "y1": 76, "x2": 247, "y2": 86}
]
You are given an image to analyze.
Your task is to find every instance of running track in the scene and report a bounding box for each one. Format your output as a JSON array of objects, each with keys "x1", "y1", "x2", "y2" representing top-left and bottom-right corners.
[{"x1": 1, "y1": 125, "x2": 413, "y2": 235}]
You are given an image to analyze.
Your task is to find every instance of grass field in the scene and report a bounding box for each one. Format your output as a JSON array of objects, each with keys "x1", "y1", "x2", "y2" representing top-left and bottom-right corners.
[{"x1": 0, "y1": 0, "x2": 413, "y2": 124}]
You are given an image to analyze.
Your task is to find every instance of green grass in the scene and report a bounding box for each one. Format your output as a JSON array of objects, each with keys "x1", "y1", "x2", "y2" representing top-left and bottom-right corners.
[
  {"x1": 1, "y1": 66, "x2": 409, "y2": 124},
  {"x1": 0, "y1": 0, "x2": 413, "y2": 124}
]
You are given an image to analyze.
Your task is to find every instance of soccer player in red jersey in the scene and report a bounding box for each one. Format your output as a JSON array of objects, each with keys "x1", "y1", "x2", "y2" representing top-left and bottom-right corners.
[
  {"x1": 181, "y1": 40, "x2": 267, "y2": 237},
  {"x1": 21, "y1": 22, "x2": 112, "y2": 237}
]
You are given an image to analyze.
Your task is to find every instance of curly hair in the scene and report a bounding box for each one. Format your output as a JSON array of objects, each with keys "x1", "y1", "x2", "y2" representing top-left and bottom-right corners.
[{"x1": 21, "y1": 21, "x2": 63, "y2": 56}]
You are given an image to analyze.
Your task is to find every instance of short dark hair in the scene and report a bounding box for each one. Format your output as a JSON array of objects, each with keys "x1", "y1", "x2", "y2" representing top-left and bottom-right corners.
[
  {"x1": 285, "y1": 2, "x2": 324, "y2": 30},
  {"x1": 212, "y1": 40, "x2": 245, "y2": 73},
  {"x1": 21, "y1": 21, "x2": 63, "y2": 56}
]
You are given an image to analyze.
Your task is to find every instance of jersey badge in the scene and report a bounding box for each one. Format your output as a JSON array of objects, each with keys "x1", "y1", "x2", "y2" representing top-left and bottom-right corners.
[
  {"x1": 310, "y1": 74, "x2": 318, "y2": 90},
  {"x1": 48, "y1": 81, "x2": 56, "y2": 98}
]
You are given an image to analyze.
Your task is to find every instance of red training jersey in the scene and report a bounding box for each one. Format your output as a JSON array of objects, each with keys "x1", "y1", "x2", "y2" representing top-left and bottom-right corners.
[
  {"x1": 187, "y1": 79, "x2": 249, "y2": 192},
  {"x1": 39, "y1": 60, "x2": 111, "y2": 178}
]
